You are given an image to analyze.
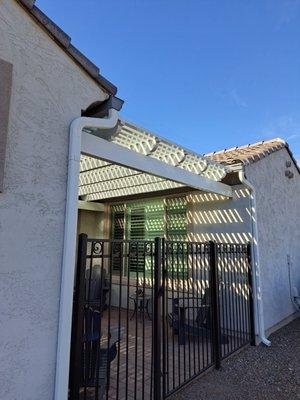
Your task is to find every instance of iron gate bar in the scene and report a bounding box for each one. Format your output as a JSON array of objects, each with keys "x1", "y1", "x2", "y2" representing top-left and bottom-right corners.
[
  {"x1": 94, "y1": 240, "x2": 104, "y2": 400},
  {"x1": 233, "y1": 246, "x2": 238, "y2": 350},
  {"x1": 219, "y1": 245, "x2": 228, "y2": 356},
  {"x1": 150, "y1": 243, "x2": 154, "y2": 400},
  {"x1": 153, "y1": 237, "x2": 163, "y2": 400},
  {"x1": 125, "y1": 243, "x2": 130, "y2": 400},
  {"x1": 142, "y1": 243, "x2": 146, "y2": 400},
  {"x1": 237, "y1": 247, "x2": 243, "y2": 346},
  {"x1": 134, "y1": 245, "x2": 138, "y2": 400},
  {"x1": 247, "y1": 243, "x2": 256, "y2": 346},
  {"x1": 209, "y1": 241, "x2": 221, "y2": 370},
  {"x1": 116, "y1": 242, "x2": 123, "y2": 399},
  {"x1": 161, "y1": 238, "x2": 167, "y2": 399},
  {"x1": 69, "y1": 233, "x2": 88, "y2": 400}
]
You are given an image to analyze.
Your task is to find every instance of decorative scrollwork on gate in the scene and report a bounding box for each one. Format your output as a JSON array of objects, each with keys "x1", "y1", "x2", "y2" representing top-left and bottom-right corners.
[
  {"x1": 112, "y1": 241, "x2": 122, "y2": 257},
  {"x1": 92, "y1": 240, "x2": 103, "y2": 255},
  {"x1": 144, "y1": 241, "x2": 154, "y2": 256}
]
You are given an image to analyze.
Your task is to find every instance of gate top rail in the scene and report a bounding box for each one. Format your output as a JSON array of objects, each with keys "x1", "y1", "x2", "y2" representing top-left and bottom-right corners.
[{"x1": 85, "y1": 238, "x2": 250, "y2": 255}]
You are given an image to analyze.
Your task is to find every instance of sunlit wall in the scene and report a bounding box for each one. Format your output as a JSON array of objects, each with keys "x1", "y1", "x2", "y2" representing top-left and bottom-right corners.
[{"x1": 187, "y1": 186, "x2": 252, "y2": 245}]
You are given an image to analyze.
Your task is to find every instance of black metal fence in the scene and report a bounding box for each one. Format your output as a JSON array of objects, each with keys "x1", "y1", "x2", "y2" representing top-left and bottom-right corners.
[{"x1": 69, "y1": 235, "x2": 255, "y2": 400}]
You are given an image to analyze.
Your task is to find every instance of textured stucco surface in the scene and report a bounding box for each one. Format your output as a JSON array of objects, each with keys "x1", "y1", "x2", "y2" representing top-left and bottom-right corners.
[
  {"x1": 245, "y1": 148, "x2": 300, "y2": 331},
  {"x1": 187, "y1": 187, "x2": 252, "y2": 244},
  {"x1": 0, "y1": 58, "x2": 13, "y2": 191},
  {"x1": 0, "y1": 1, "x2": 107, "y2": 399}
]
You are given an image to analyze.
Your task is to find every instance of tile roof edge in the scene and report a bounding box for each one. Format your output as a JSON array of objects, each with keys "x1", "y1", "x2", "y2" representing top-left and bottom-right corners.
[
  {"x1": 205, "y1": 137, "x2": 300, "y2": 175},
  {"x1": 205, "y1": 138, "x2": 286, "y2": 158},
  {"x1": 16, "y1": 0, "x2": 118, "y2": 95}
]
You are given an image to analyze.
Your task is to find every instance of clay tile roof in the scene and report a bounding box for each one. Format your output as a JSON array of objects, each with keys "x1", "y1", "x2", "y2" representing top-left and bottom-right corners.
[
  {"x1": 205, "y1": 138, "x2": 300, "y2": 174},
  {"x1": 16, "y1": 0, "x2": 117, "y2": 95},
  {"x1": 205, "y1": 138, "x2": 287, "y2": 166}
]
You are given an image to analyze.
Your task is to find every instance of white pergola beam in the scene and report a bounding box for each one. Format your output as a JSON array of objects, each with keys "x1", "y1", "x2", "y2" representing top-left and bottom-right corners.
[{"x1": 81, "y1": 132, "x2": 233, "y2": 197}]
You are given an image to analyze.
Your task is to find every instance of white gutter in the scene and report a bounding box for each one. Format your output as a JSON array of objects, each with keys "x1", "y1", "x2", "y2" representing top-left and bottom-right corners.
[
  {"x1": 238, "y1": 170, "x2": 271, "y2": 347},
  {"x1": 54, "y1": 109, "x2": 119, "y2": 400}
]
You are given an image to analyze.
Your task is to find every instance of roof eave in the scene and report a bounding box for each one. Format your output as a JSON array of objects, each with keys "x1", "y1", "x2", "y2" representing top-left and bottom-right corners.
[{"x1": 16, "y1": 0, "x2": 118, "y2": 95}]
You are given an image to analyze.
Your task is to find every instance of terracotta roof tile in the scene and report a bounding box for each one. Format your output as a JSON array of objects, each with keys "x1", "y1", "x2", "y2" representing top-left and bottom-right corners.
[
  {"x1": 205, "y1": 138, "x2": 300, "y2": 174},
  {"x1": 205, "y1": 138, "x2": 286, "y2": 166}
]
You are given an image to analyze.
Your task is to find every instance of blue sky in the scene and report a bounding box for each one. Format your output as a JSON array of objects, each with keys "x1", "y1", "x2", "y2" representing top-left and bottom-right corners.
[{"x1": 37, "y1": 0, "x2": 300, "y2": 159}]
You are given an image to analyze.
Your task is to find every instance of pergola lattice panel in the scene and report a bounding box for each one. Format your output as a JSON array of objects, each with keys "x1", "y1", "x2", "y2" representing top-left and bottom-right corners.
[{"x1": 79, "y1": 120, "x2": 229, "y2": 201}]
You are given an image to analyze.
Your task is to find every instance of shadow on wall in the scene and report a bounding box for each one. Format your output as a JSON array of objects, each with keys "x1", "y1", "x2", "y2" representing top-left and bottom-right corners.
[{"x1": 187, "y1": 187, "x2": 253, "y2": 244}]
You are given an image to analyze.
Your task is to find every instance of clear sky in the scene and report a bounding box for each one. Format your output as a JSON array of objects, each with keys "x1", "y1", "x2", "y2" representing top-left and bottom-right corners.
[{"x1": 37, "y1": 0, "x2": 300, "y2": 159}]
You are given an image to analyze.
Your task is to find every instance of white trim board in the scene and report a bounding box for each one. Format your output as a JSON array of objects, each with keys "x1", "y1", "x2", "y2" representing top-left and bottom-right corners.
[{"x1": 78, "y1": 200, "x2": 104, "y2": 211}]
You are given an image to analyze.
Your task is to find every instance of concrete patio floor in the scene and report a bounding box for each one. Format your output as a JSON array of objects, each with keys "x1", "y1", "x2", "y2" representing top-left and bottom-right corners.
[{"x1": 171, "y1": 317, "x2": 300, "y2": 400}]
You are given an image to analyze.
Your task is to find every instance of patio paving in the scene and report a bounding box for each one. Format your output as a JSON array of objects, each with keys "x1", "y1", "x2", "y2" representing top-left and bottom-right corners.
[
  {"x1": 105, "y1": 307, "x2": 213, "y2": 400},
  {"x1": 80, "y1": 306, "x2": 213, "y2": 400},
  {"x1": 171, "y1": 317, "x2": 300, "y2": 400},
  {"x1": 78, "y1": 296, "x2": 250, "y2": 400}
]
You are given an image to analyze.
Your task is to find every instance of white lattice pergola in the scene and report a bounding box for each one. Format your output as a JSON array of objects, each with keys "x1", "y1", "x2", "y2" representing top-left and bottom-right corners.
[{"x1": 79, "y1": 120, "x2": 232, "y2": 201}]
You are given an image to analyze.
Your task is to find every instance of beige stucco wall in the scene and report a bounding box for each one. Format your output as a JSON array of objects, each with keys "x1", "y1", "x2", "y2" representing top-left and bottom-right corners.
[
  {"x1": 187, "y1": 187, "x2": 252, "y2": 244},
  {"x1": 245, "y1": 148, "x2": 300, "y2": 332},
  {"x1": 77, "y1": 209, "x2": 104, "y2": 238},
  {"x1": 0, "y1": 1, "x2": 107, "y2": 399}
]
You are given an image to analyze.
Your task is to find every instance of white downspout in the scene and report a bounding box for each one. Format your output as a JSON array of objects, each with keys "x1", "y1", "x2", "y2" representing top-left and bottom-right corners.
[
  {"x1": 54, "y1": 109, "x2": 119, "y2": 400},
  {"x1": 238, "y1": 170, "x2": 271, "y2": 347}
]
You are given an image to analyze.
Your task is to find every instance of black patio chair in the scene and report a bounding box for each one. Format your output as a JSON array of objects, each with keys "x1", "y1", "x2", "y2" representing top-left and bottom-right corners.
[
  {"x1": 80, "y1": 265, "x2": 123, "y2": 398},
  {"x1": 168, "y1": 287, "x2": 229, "y2": 345},
  {"x1": 85, "y1": 264, "x2": 110, "y2": 315},
  {"x1": 81, "y1": 320, "x2": 123, "y2": 398}
]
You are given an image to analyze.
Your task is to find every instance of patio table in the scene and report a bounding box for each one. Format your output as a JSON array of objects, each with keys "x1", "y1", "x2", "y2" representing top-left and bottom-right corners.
[{"x1": 129, "y1": 293, "x2": 152, "y2": 320}]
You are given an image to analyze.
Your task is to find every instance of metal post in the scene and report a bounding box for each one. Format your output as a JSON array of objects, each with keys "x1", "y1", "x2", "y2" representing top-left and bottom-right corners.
[
  {"x1": 161, "y1": 238, "x2": 167, "y2": 399},
  {"x1": 209, "y1": 241, "x2": 221, "y2": 370},
  {"x1": 247, "y1": 243, "x2": 256, "y2": 346},
  {"x1": 69, "y1": 233, "x2": 88, "y2": 400},
  {"x1": 153, "y1": 237, "x2": 162, "y2": 400}
]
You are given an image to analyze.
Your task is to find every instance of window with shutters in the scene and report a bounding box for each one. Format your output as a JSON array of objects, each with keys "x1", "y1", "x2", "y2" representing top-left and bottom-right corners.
[
  {"x1": 111, "y1": 205, "x2": 125, "y2": 272},
  {"x1": 128, "y1": 207, "x2": 145, "y2": 240},
  {"x1": 112, "y1": 211, "x2": 125, "y2": 239},
  {"x1": 128, "y1": 207, "x2": 146, "y2": 274},
  {"x1": 110, "y1": 196, "x2": 187, "y2": 277}
]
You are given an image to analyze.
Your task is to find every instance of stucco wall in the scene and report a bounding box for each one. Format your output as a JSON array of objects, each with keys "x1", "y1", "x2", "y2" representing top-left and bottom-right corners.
[
  {"x1": 187, "y1": 187, "x2": 252, "y2": 244},
  {"x1": 77, "y1": 209, "x2": 104, "y2": 238},
  {"x1": 0, "y1": 2, "x2": 107, "y2": 399},
  {"x1": 245, "y1": 149, "x2": 300, "y2": 331}
]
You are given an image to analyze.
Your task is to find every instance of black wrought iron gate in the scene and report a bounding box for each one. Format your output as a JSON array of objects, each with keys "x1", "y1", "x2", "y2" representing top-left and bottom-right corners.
[{"x1": 69, "y1": 235, "x2": 255, "y2": 400}]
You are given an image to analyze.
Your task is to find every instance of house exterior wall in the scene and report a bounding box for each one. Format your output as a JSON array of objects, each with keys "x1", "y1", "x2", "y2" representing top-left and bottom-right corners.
[
  {"x1": 245, "y1": 148, "x2": 300, "y2": 332},
  {"x1": 0, "y1": 2, "x2": 107, "y2": 399},
  {"x1": 187, "y1": 187, "x2": 252, "y2": 244},
  {"x1": 77, "y1": 209, "x2": 104, "y2": 239},
  {"x1": 0, "y1": 58, "x2": 13, "y2": 191}
]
